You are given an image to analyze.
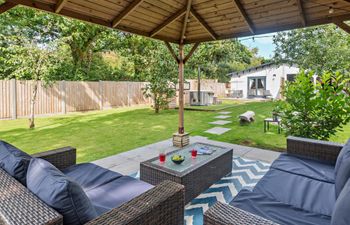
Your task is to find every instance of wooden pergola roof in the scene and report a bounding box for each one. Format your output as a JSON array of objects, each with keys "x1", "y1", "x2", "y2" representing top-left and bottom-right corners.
[{"x1": 1, "y1": 0, "x2": 350, "y2": 44}]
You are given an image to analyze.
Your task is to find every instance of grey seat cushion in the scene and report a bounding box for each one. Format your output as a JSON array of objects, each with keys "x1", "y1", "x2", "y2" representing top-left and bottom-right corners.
[
  {"x1": 63, "y1": 163, "x2": 123, "y2": 191},
  {"x1": 334, "y1": 139, "x2": 350, "y2": 197},
  {"x1": 331, "y1": 179, "x2": 350, "y2": 225},
  {"x1": 271, "y1": 153, "x2": 335, "y2": 183},
  {"x1": 253, "y1": 168, "x2": 335, "y2": 216},
  {"x1": 27, "y1": 158, "x2": 98, "y2": 225},
  {"x1": 231, "y1": 189, "x2": 331, "y2": 225},
  {"x1": 0, "y1": 141, "x2": 32, "y2": 185},
  {"x1": 63, "y1": 163, "x2": 153, "y2": 215}
]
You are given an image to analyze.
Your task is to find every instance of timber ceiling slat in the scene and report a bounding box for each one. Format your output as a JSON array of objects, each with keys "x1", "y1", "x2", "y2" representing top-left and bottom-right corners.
[{"x1": 2, "y1": 0, "x2": 350, "y2": 44}]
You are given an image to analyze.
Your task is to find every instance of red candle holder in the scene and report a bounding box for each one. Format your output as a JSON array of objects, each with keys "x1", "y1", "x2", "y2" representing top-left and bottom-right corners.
[
  {"x1": 191, "y1": 149, "x2": 197, "y2": 158},
  {"x1": 159, "y1": 153, "x2": 166, "y2": 163}
]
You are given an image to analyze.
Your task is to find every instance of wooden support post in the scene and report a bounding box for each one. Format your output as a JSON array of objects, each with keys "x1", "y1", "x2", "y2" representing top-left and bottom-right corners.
[
  {"x1": 335, "y1": 21, "x2": 350, "y2": 34},
  {"x1": 178, "y1": 44, "x2": 185, "y2": 134},
  {"x1": 60, "y1": 80, "x2": 66, "y2": 114},
  {"x1": 10, "y1": 79, "x2": 17, "y2": 119},
  {"x1": 165, "y1": 42, "x2": 200, "y2": 147}
]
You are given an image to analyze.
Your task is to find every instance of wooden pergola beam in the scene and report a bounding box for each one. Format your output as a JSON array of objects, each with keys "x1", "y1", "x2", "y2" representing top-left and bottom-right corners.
[
  {"x1": 190, "y1": 7, "x2": 217, "y2": 40},
  {"x1": 180, "y1": 0, "x2": 192, "y2": 44},
  {"x1": 55, "y1": 0, "x2": 68, "y2": 13},
  {"x1": 112, "y1": 0, "x2": 144, "y2": 28},
  {"x1": 164, "y1": 42, "x2": 179, "y2": 63},
  {"x1": 334, "y1": 21, "x2": 350, "y2": 34},
  {"x1": 296, "y1": 0, "x2": 307, "y2": 26},
  {"x1": 232, "y1": 0, "x2": 255, "y2": 34},
  {"x1": 150, "y1": 7, "x2": 186, "y2": 38},
  {"x1": 0, "y1": 2, "x2": 17, "y2": 14},
  {"x1": 184, "y1": 42, "x2": 200, "y2": 63}
]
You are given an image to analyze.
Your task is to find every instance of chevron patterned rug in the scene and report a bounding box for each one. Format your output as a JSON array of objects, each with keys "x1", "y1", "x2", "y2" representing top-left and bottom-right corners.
[{"x1": 132, "y1": 157, "x2": 270, "y2": 225}]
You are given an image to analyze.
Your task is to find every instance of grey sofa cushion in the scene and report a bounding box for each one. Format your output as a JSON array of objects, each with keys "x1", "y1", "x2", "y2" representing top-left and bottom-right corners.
[
  {"x1": 0, "y1": 140, "x2": 31, "y2": 185},
  {"x1": 63, "y1": 163, "x2": 123, "y2": 191},
  {"x1": 254, "y1": 168, "x2": 335, "y2": 216},
  {"x1": 334, "y1": 139, "x2": 350, "y2": 197},
  {"x1": 332, "y1": 179, "x2": 350, "y2": 225},
  {"x1": 271, "y1": 153, "x2": 335, "y2": 183},
  {"x1": 231, "y1": 189, "x2": 331, "y2": 225},
  {"x1": 27, "y1": 158, "x2": 97, "y2": 225},
  {"x1": 63, "y1": 163, "x2": 153, "y2": 215}
]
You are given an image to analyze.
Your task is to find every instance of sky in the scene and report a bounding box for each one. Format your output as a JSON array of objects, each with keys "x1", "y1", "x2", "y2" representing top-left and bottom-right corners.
[{"x1": 239, "y1": 33, "x2": 277, "y2": 59}]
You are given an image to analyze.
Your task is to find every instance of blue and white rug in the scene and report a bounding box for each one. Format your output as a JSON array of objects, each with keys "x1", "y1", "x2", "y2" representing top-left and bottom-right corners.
[{"x1": 132, "y1": 157, "x2": 270, "y2": 225}]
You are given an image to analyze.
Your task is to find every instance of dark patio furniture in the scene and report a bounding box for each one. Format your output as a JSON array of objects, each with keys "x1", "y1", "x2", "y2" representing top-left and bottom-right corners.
[
  {"x1": 0, "y1": 141, "x2": 185, "y2": 225},
  {"x1": 264, "y1": 118, "x2": 281, "y2": 134},
  {"x1": 140, "y1": 143, "x2": 233, "y2": 204},
  {"x1": 204, "y1": 136, "x2": 349, "y2": 225}
]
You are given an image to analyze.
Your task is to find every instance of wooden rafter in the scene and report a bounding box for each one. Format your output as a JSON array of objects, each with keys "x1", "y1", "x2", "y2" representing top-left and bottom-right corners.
[
  {"x1": 232, "y1": 0, "x2": 255, "y2": 34},
  {"x1": 0, "y1": 2, "x2": 17, "y2": 14},
  {"x1": 190, "y1": 7, "x2": 217, "y2": 40},
  {"x1": 296, "y1": 0, "x2": 307, "y2": 26},
  {"x1": 180, "y1": 0, "x2": 193, "y2": 44},
  {"x1": 164, "y1": 42, "x2": 179, "y2": 63},
  {"x1": 150, "y1": 7, "x2": 187, "y2": 38},
  {"x1": 55, "y1": 0, "x2": 67, "y2": 13},
  {"x1": 334, "y1": 21, "x2": 350, "y2": 34},
  {"x1": 184, "y1": 42, "x2": 200, "y2": 63},
  {"x1": 112, "y1": 0, "x2": 144, "y2": 28}
]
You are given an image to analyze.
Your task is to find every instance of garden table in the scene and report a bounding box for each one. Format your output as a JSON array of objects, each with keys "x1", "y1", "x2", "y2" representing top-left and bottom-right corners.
[{"x1": 140, "y1": 143, "x2": 233, "y2": 204}]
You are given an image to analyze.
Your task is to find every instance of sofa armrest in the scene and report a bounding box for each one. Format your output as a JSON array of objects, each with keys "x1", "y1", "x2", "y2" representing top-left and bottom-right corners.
[
  {"x1": 86, "y1": 180, "x2": 185, "y2": 225},
  {"x1": 287, "y1": 136, "x2": 344, "y2": 165},
  {"x1": 0, "y1": 168, "x2": 63, "y2": 225},
  {"x1": 31, "y1": 147, "x2": 76, "y2": 170},
  {"x1": 204, "y1": 202, "x2": 278, "y2": 225}
]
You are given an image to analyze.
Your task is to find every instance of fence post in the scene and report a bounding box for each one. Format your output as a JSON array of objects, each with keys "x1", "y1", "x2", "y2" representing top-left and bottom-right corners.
[
  {"x1": 60, "y1": 80, "x2": 66, "y2": 114},
  {"x1": 99, "y1": 81, "x2": 103, "y2": 110},
  {"x1": 127, "y1": 82, "x2": 131, "y2": 106},
  {"x1": 10, "y1": 79, "x2": 17, "y2": 119}
]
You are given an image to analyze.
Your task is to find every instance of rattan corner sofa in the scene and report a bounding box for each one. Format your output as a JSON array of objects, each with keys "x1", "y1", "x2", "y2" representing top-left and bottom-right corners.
[
  {"x1": 204, "y1": 136, "x2": 350, "y2": 225},
  {"x1": 0, "y1": 142, "x2": 185, "y2": 225}
]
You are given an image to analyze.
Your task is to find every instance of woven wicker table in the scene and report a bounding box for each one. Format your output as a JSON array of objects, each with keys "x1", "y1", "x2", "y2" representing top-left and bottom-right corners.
[{"x1": 140, "y1": 143, "x2": 233, "y2": 204}]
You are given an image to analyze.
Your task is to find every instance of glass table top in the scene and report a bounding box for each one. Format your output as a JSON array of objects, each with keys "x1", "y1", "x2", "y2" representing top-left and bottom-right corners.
[{"x1": 151, "y1": 143, "x2": 228, "y2": 172}]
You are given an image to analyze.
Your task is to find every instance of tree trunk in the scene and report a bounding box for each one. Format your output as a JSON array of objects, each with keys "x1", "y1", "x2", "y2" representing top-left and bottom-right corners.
[{"x1": 29, "y1": 81, "x2": 38, "y2": 129}]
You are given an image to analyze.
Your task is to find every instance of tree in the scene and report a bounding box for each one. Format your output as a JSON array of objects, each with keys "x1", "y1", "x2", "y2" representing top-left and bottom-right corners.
[
  {"x1": 143, "y1": 45, "x2": 177, "y2": 113},
  {"x1": 273, "y1": 24, "x2": 350, "y2": 75},
  {"x1": 276, "y1": 71, "x2": 350, "y2": 140},
  {"x1": 0, "y1": 34, "x2": 59, "y2": 128}
]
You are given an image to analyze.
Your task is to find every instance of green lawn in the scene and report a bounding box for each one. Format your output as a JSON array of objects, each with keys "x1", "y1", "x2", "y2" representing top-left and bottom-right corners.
[{"x1": 0, "y1": 101, "x2": 348, "y2": 163}]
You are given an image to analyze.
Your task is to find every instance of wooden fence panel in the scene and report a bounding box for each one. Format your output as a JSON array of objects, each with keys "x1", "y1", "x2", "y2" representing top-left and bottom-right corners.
[
  {"x1": 16, "y1": 80, "x2": 62, "y2": 117},
  {"x1": 129, "y1": 82, "x2": 149, "y2": 105},
  {"x1": 102, "y1": 81, "x2": 129, "y2": 108},
  {"x1": 0, "y1": 80, "x2": 12, "y2": 119},
  {"x1": 65, "y1": 81, "x2": 100, "y2": 112}
]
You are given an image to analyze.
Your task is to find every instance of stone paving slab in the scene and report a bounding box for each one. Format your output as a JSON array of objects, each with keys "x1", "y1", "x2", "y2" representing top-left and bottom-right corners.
[
  {"x1": 218, "y1": 111, "x2": 231, "y2": 115},
  {"x1": 92, "y1": 135, "x2": 281, "y2": 175},
  {"x1": 214, "y1": 115, "x2": 232, "y2": 119},
  {"x1": 209, "y1": 120, "x2": 232, "y2": 125},
  {"x1": 204, "y1": 127, "x2": 231, "y2": 135}
]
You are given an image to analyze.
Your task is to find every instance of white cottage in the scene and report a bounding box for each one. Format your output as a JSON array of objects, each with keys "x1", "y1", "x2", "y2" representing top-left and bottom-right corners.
[{"x1": 229, "y1": 63, "x2": 299, "y2": 99}]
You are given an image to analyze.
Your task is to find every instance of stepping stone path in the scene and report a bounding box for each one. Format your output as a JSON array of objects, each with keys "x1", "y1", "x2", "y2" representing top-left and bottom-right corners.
[
  {"x1": 205, "y1": 127, "x2": 231, "y2": 135},
  {"x1": 215, "y1": 115, "x2": 232, "y2": 119},
  {"x1": 218, "y1": 111, "x2": 231, "y2": 115},
  {"x1": 209, "y1": 120, "x2": 232, "y2": 125}
]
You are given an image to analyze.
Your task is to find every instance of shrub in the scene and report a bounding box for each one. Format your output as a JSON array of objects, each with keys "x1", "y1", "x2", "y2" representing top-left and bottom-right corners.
[{"x1": 276, "y1": 71, "x2": 350, "y2": 140}]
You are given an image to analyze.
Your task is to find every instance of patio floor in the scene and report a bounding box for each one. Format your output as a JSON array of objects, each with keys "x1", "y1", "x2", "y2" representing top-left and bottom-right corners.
[{"x1": 93, "y1": 136, "x2": 281, "y2": 175}]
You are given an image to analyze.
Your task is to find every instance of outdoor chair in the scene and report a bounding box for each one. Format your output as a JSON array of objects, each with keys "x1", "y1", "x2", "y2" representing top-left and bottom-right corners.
[
  {"x1": 0, "y1": 141, "x2": 185, "y2": 225},
  {"x1": 204, "y1": 136, "x2": 350, "y2": 225}
]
